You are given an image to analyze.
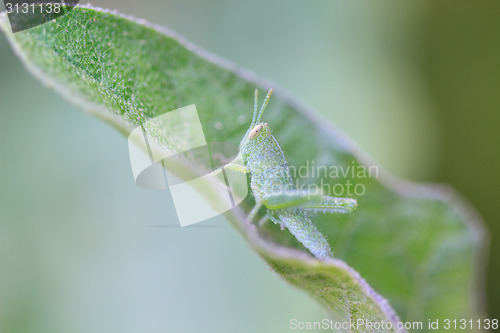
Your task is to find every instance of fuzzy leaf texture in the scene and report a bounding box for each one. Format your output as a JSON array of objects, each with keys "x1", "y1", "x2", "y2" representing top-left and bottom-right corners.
[{"x1": 0, "y1": 6, "x2": 488, "y2": 332}]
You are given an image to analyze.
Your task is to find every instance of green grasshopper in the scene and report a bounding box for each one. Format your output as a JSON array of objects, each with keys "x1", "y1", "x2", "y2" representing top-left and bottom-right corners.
[{"x1": 218, "y1": 88, "x2": 357, "y2": 259}]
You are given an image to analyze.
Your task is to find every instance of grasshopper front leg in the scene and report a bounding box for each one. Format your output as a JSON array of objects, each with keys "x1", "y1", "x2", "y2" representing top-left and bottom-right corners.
[{"x1": 208, "y1": 161, "x2": 248, "y2": 177}]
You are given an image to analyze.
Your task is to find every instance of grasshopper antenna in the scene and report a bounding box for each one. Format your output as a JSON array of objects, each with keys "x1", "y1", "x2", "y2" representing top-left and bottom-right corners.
[
  {"x1": 251, "y1": 89, "x2": 259, "y2": 125},
  {"x1": 256, "y1": 88, "x2": 273, "y2": 124}
]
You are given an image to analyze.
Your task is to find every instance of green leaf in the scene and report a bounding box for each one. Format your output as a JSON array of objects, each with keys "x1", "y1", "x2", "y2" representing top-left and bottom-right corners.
[{"x1": 0, "y1": 6, "x2": 487, "y2": 332}]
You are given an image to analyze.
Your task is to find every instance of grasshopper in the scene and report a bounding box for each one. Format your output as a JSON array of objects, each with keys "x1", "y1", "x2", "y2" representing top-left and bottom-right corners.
[{"x1": 218, "y1": 88, "x2": 357, "y2": 259}]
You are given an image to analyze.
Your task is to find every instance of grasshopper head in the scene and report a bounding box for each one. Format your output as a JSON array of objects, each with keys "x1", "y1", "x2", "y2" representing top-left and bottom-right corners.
[
  {"x1": 248, "y1": 123, "x2": 271, "y2": 140},
  {"x1": 239, "y1": 88, "x2": 274, "y2": 157},
  {"x1": 240, "y1": 122, "x2": 271, "y2": 150}
]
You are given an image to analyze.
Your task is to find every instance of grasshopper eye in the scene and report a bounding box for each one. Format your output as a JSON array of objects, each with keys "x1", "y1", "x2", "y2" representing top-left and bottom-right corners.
[{"x1": 249, "y1": 124, "x2": 264, "y2": 139}]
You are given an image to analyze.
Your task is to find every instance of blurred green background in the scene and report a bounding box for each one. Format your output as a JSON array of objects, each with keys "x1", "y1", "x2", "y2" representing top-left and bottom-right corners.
[{"x1": 0, "y1": 1, "x2": 498, "y2": 332}]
